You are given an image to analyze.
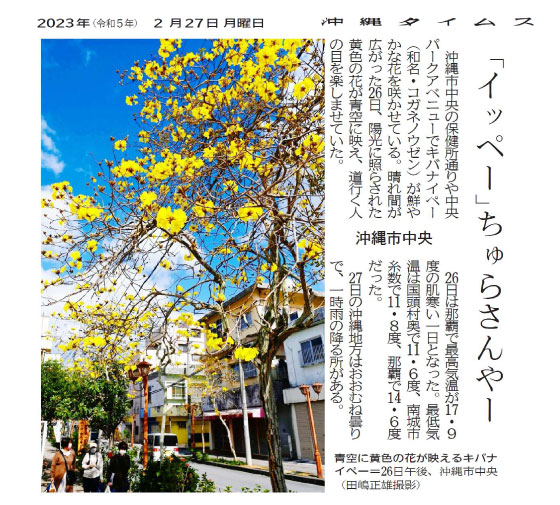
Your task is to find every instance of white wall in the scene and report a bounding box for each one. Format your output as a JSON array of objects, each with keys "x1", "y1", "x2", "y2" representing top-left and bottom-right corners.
[{"x1": 283, "y1": 322, "x2": 325, "y2": 387}]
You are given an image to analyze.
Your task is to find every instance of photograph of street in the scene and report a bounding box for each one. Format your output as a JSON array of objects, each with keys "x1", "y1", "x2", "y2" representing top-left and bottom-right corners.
[{"x1": 41, "y1": 38, "x2": 325, "y2": 493}]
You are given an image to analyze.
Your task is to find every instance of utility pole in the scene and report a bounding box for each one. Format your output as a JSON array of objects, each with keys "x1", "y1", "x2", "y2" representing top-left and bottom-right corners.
[
  {"x1": 185, "y1": 341, "x2": 193, "y2": 453},
  {"x1": 236, "y1": 323, "x2": 253, "y2": 465},
  {"x1": 238, "y1": 357, "x2": 253, "y2": 465}
]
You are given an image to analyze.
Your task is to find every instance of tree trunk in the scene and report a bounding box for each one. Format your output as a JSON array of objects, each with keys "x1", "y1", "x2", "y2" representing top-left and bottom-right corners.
[
  {"x1": 213, "y1": 400, "x2": 237, "y2": 461},
  {"x1": 258, "y1": 359, "x2": 287, "y2": 492}
]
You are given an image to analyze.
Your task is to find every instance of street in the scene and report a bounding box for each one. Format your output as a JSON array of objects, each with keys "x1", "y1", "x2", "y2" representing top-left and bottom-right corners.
[{"x1": 189, "y1": 462, "x2": 324, "y2": 493}]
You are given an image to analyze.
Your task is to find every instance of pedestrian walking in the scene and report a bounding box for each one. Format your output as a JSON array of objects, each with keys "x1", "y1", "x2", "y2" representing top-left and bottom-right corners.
[
  {"x1": 108, "y1": 441, "x2": 131, "y2": 493},
  {"x1": 50, "y1": 436, "x2": 77, "y2": 492},
  {"x1": 82, "y1": 442, "x2": 104, "y2": 492}
]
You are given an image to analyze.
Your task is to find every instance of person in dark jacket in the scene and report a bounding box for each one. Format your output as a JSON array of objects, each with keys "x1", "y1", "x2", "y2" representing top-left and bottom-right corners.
[{"x1": 108, "y1": 441, "x2": 131, "y2": 492}]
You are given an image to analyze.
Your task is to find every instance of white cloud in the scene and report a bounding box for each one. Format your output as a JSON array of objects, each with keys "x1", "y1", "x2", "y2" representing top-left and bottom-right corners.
[
  {"x1": 84, "y1": 49, "x2": 95, "y2": 65},
  {"x1": 41, "y1": 117, "x2": 65, "y2": 175},
  {"x1": 41, "y1": 118, "x2": 57, "y2": 151},
  {"x1": 41, "y1": 151, "x2": 65, "y2": 175}
]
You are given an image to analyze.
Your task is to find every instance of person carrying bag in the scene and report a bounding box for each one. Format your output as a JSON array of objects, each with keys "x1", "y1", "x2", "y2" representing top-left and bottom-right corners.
[
  {"x1": 50, "y1": 436, "x2": 76, "y2": 492},
  {"x1": 82, "y1": 442, "x2": 104, "y2": 492}
]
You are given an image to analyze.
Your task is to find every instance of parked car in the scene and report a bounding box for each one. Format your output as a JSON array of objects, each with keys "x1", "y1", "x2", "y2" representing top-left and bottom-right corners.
[{"x1": 135, "y1": 433, "x2": 180, "y2": 461}]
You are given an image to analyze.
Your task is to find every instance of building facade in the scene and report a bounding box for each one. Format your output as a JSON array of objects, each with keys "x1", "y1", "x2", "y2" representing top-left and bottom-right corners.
[
  {"x1": 282, "y1": 320, "x2": 325, "y2": 461},
  {"x1": 199, "y1": 284, "x2": 324, "y2": 460},
  {"x1": 128, "y1": 323, "x2": 210, "y2": 450}
]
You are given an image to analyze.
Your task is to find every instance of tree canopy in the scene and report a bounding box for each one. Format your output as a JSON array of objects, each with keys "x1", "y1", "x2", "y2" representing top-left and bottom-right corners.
[{"x1": 41, "y1": 360, "x2": 130, "y2": 440}]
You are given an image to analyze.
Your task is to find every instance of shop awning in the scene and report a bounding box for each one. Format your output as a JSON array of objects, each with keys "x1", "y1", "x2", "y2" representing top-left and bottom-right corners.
[{"x1": 202, "y1": 407, "x2": 264, "y2": 420}]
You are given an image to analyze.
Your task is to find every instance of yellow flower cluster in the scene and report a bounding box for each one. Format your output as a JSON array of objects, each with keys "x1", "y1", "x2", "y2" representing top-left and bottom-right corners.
[
  {"x1": 223, "y1": 180, "x2": 238, "y2": 193},
  {"x1": 51, "y1": 181, "x2": 72, "y2": 200},
  {"x1": 69, "y1": 194, "x2": 103, "y2": 222},
  {"x1": 212, "y1": 292, "x2": 226, "y2": 303},
  {"x1": 78, "y1": 207, "x2": 103, "y2": 221},
  {"x1": 206, "y1": 333, "x2": 234, "y2": 351},
  {"x1": 114, "y1": 139, "x2": 127, "y2": 151},
  {"x1": 238, "y1": 205, "x2": 263, "y2": 222},
  {"x1": 298, "y1": 239, "x2": 323, "y2": 260},
  {"x1": 141, "y1": 99, "x2": 162, "y2": 123},
  {"x1": 192, "y1": 199, "x2": 215, "y2": 218},
  {"x1": 261, "y1": 262, "x2": 278, "y2": 273},
  {"x1": 302, "y1": 133, "x2": 324, "y2": 154},
  {"x1": 113, "y1": 159, "x2": 142, "y2": 178},
  {"x1": 159, "y1": 39, "x2": 181, "y2": 59},
  {"x1": 192, "y1": 105, "x2": 212, "y2": 120},
  {"x1": 139, "y1": 191, "x2": 157, "y2": 208},
  {"x1": 234, "y1": 347, "x2": 259, "y2": 362},
  {"x1": 86, "y1": 240, "x2": 98, "y2": 253},
  {"x1": 150, "y1": 161, "x2": 174, "y2": 180},
  {"x1": 293, "y1": 77, "x2": 315, "y2": 100},
  {"x1": 203, "y1": 146, "x2": 217, "y2": 161},
  {"x1": 157, "y1": 206, "x2": 187, "y2": 234}
]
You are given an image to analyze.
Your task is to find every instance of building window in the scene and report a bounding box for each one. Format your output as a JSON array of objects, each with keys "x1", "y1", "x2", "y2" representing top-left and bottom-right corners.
[
  {"x1": 215, "y1": 319, "x2": 223, "y2": 338},
  {"x1": 177, "y1": 421, "x2": 187, "y2": 429},
  {"x1": 239, "y1": 312, "x2": 253, "y2": 330},
  {"x1": 289, "y1": 311, "x2": 299, "y2": 326},
  {"x1": 313, "y1": 306, "x2": 325, "y2": 322},
  {"x1": 194, "y1": 433, "x2": 210, "y2": 443},
  {"x1": 299, "y1": 336, "x2": 324, "y2": 366},
  {"x1": 233, "y1": 361, "x2": 258, "y2": 379},
  {"x1": 167, "y1": 382, "x2": 186, "y2": 399}
]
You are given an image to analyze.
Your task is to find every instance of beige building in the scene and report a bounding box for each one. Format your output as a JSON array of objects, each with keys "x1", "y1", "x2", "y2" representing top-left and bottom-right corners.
[{"x1": 199, "y1": 283, "x2": 324, "y2": 460}]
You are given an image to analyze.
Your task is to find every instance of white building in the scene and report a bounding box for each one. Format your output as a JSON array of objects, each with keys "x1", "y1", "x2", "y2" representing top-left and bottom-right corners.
[
  {"x1": 282, "y1": 319, "x2": 325, "y2": 461},
  {"x1": 129, "y1": 323, "x2": 208, "y2": 449},
  {"x1": 41, "y1": 316, "x2": 60, "y2": 362}
]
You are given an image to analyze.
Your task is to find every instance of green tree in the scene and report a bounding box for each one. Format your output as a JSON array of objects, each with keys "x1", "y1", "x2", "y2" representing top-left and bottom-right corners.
[
  {"x1": 79, "y1": 362, "x2": 131, "y2": 443},
  {"x1": 41, "y1": 360, "x2": 130, "y2": 444},
  {"x1": 41, "y1": 360, "x2": 74, "y2": 422}
]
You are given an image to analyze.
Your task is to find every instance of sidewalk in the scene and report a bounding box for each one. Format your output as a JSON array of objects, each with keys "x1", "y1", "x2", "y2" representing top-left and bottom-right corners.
[
  {"x1": 192, "y1": 454, "x2": 325, "y2": 485},
  {"x1": 41, "y1": 440, "x2": 84, "y2": 492}
]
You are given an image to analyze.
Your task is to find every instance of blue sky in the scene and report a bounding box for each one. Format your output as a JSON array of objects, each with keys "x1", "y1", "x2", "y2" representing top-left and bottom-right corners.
[
  {"x1": 41, "y1": 38, "x2": 324, "y2": 301},
  {"x1": 41, "y1": 39, "x2": 210, "y2": 190}
]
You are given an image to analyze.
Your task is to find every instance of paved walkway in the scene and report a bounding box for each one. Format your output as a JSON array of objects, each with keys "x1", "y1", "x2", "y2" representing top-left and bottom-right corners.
[
  {"x1": 189, "y1": 462, "x2": 323, "y2": 492},
  {"x1": 199, "y1": 454, "x2": 323, "y2": 479}
]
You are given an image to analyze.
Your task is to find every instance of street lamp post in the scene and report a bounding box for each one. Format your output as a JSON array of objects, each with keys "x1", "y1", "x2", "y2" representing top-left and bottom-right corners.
[
  {"x1": 299, "y1": 382, "x2": 323, "y2": 479},
  {"x1": 130, "y1": 414, "x2": 135, "y2": 447},
  {"x1": 128, "y1": 360, "x2": 151, "y2": 469}
]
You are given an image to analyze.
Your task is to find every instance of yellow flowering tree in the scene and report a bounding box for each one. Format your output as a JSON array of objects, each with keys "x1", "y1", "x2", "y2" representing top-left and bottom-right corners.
[{"x1": 42, "y1": 38, "x2": 324, "y2": 492}]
